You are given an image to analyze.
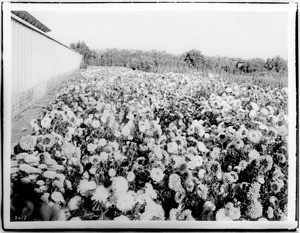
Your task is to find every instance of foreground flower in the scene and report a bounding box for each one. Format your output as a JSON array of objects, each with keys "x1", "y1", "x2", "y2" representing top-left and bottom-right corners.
[
  {"x1": 41, "y1": 193, "x2": 50, "y2": 203},
  {"x1": 39, "y1": 203, "x2": 66, "y2": 221},
  {"x1": 140, "y1": 200, "x2": 164, "y2": 220},
  {"x1": 108, "y1": 168, "x2": 116, "y2": 177},
  {"x1": 247, "y1": 130, "x2": 263, "y2": 144},
  {"x1": 68, "y1": 196, "x2": 82, "y2": 211},
  {"x1": 61, "y1": 142, "x2": 76, "y2": 157},
  {"x1": 267, "y1": 206, "x2": 274, "y2": 219},
  {"x1": 40, "y1": 134, "x2": 55, "y2": 149},
  {"x1": 247, "y1": 182, "x2": 261, "y2": 200},
  {"x1": 42, "y1": 170, "x2": 57, "y2": 179},
  {"x1": 19, "y1": 164, "x2": 41, "y2": 174},
  {"x1": 111, "y1": 176, "x2": 128, "y2": 194},
  {"x1": 197, "y1": 184, "x2": 208, "y2": 200},
  {"x1": 168, "y1": 174, "x2": 183, "y2": 192},
  {"x1": 215, "y1": 208, "x2": 232, "y2": 221},
  {"x1": 150, "y1": 167, "x2": 164, "y2": 183},
  {"x1": 121, "y1": 125, "x2": 131, "y2": 137},
  {"x1": 257, "y1": 155, "x2": 273, "y2": 172},
  {"x1": 210, "y1": 147, "x2": 220, "y2": 160},
  {"x1": 127, "y1": 171, "x2": 135, "y2": 182},
  {"x1": 91, "y1": 185, "x2": 110, "y2": 204},
  {"x1": 19, "y1": 135, "x2": 37, "y2": 151},
  {"x1": 228, "y1": 207, "x2": 241, "y2": 220},
  {"x1": 51, "y1": 192, "x2": 65, "y2": 203},
  {"x1": 77, "y1": 179, "x2": 97, "y2": 195},
  {"x1": 87, "y1": 143, "x2": 97, "y2": 153},
  {"x1": 248, "y1": 149, "x2": 260, "y2": 161},
  {"x1": 24, "y1": 154, "x2": 40, "y2": 164},
  {"x1": 116, "y1": 191, "x2": 136, "y2": 212},
  {"x1": 247, "y1": 200, "x2": 263, "y2": 219},
  {"x1": 167, "y1": 142, "x2": 178, "y2": 154},
  {"x1": 114, "y1": 215, "x2": 131, "y2": 221},
  {"x1": 144, "y1": 183, "x2": 157, "y2": 200},
  {"x1": 41, "y1": 116, "x2": 52, "y2": 128},
  {"x1": 70, "y1": 217, "x2": 82, "y2": 221},
  {"x1": 203, "y1": 201, "x2": 216, "y2": 212}
]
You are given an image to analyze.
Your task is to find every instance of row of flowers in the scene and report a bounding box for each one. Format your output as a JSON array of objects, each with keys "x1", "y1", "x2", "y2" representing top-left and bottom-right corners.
[{"x1": 11, "y1": 66, "x2": 288, "y2": 221}]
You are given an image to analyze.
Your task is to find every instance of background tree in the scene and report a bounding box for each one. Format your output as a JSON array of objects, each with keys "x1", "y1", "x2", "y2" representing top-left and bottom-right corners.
[
  {"x1": 71, "y1": 44, "x2": 287, "y2": 76},
  {"x1": 266, "y1": 56, "x2": 288, "y2": 72},
  {"x1": 70, "y1": 41, "x2": 95, "y2": 68},
  {"x1": 183, "y1": 49, "x2": 206, "y2": 71}
]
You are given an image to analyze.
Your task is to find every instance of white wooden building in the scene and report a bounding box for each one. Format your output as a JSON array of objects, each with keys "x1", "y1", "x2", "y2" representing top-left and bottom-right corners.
[{"x1": 11, "y1": 11, "x2": 82, "y2": 116}]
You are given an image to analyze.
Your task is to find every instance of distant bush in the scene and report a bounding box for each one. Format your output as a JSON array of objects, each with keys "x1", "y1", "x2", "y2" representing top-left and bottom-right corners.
[{"x1": 70, "y1": 41, "x2": 288, "y2": 76}]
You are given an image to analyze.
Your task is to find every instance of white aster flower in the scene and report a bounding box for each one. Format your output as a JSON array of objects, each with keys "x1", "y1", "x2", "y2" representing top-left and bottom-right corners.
[
  {"x1": 193, "y1": 155, "x2": 203, "y2": 167},
  {"x1": 41, "y1": 116, "x2": 52, "y2": 128},
  {"x1": 145, "y1": 183, "x2": 157, "y2": 199},
  {"x1": 116, "y1": 190, "x2": 136, "y2": 212},
  {"x1": 114, "y1": 130, "x2": 121, "y2": 138},
  {"x1": 65, "y1": 180, "x2": 72, "y2": 190},
  {"x1": 114, "y1": 151, "x2": 127, "y2": 162},
  {"x1": 77, "y1": 179, "x2": 97, "y2": 195},
  {"x1": 53, "y1": 180, "x2": 64, "y2": 190},
  {"x1": 36, "y1": 180, "x2": 45, "y2": 186},
  {"x1": 91, "y1": 185, "x2": 110, "y2": 204},
  {"x1": 91, "y1": 120, "x2": 101, "y2": 128},
  {"x1": 167, "y1": 142, "x2": 178, "y2": 154},
  {"x1": 68, "y1": 195, "x2": 82, "y2": 211},
  {"x1": 19, "y1": 164, "x2": 42, "y2": 174},
  {"x1": 100, "y1": 152, "x2": 109, "y2": 162},
  {"x1": 197, "y1": 142, "x2": 208, "y2": 153},
  {"x1": 111, "y1": 176, "x2": 128, "y2": 194},
  {"x1": 41, "y1": 193, "x2": 50, "y2": 203},
  {"x1": 70, "y1": 217, "x2": 82, "y2": 221},
  {"x1": 172, "y1": 155, "x2": 185, "y2": 168},
  {"x1": 140, "y1": 199, "x2": 165, "y2": 220},
  {"x1": 108, "y1": 168, "x2": 116, "y2": 177},
  {"x1": 51, "y1": 191, "x2": 65, "y2": 203},
  {"x1": 98, "y1": 138, "x2": 107, "y2": 147},
  {"x1": 56, "y1": 173, "x2": 66, "y2": 182},
  {"x1": 24, "y1": 154, "x2": 40, "y2": 164},
  {"x1": 114, "y1": 215, "x2": 131, "y2": 221},
  {"x1": 42, "y1": 170, "x2": 57, "y2": 179},
  {"x1": 210, "y1": 147, "x2": 221, "y2": 160},
  {"x1": 87, "y1": 143, "x2": 97, "y2": 153},
  {"x1": 150, "y1": 167, "x2": 164, "y2": 183},
  {"x1": 28, "y1": 174, "x2": 38, "y2": 181},
  {"x1": 68, "y1": 127, "x2": 76, "y2": 135},
  {"x1": 215, "y1": 208, "x2": 232, "y2": 221},
  {"x1": 248, "y1": 149, "x2": 260, "y2": 162},
  {"x1": 127, "y1": 171, "x2": 135, "y2": 182},
  {"x1": 52, "y1": 164, "x2": 65, "y2": 171},
  {"x1": 38, "y1": 164, "x2": 48, "y2": 170},
  {"x1": 121, "y1": 125, "x2": 131, "y2": 137}
]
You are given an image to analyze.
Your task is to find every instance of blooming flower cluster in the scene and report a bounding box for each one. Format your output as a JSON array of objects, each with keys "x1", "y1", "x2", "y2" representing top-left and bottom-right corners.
[{"x1": 11, "y1": 66, "x2": 288, "y2": 221}]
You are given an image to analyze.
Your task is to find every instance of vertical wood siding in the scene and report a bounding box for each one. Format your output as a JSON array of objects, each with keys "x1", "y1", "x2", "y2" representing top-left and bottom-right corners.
[
  {"x1": 11, "y1": 18, "x2": 82, "y2": 96},
  {"x1": 11, "y1": 17, "x2": 82, "y2": 116}
]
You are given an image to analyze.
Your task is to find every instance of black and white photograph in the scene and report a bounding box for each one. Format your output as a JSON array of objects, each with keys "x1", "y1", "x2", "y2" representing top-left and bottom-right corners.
[{"x1": 2, "y1": 1, "x2": 298, "y2": 231}]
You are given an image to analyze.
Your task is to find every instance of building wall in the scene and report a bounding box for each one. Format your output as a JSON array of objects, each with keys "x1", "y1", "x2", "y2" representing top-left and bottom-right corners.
[{"x1": 11, "y1": 16, "x2": 82, "y2": 117}]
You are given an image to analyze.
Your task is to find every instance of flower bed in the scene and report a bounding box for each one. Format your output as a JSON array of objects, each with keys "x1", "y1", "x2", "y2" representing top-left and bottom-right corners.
[{"x1": 10, "y1": 66, "x2": 288, "y2": 221}]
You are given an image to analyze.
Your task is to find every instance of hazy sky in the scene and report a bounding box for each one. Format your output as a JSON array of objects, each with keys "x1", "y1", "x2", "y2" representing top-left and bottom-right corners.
[{"x1": 28, "y1": 10, "x2": 288, "y2": 60}]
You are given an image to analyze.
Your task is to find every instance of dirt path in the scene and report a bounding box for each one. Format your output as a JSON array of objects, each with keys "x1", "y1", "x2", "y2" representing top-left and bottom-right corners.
[{"x1": 11, "y1": 71, "x2": 81, "y2": 149}]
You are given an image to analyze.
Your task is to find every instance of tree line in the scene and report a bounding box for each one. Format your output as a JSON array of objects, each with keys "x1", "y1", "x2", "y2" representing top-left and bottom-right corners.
[{"x1": 70, "y1": 41, "x2": 288, "y2": 76}]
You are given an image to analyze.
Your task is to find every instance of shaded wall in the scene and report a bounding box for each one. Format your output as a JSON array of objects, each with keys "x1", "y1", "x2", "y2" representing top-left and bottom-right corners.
[{"x1": 11, "y1": 16, "x2": 82, "y2": 117}]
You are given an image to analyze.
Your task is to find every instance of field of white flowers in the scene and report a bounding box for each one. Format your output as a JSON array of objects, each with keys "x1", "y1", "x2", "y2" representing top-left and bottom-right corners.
[{"x1": 10, "y1": 66, "x2": 289, "y2": 221}]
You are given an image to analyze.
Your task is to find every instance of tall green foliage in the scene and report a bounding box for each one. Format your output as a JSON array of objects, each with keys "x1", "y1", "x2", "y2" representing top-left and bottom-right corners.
[
  {"x1": 183, "y1": 49, "x2": 206, "y2": 70},
  {"x1": 70, "y1": 41, "x2": 288, "y2": 76},
  {"x1": 70, "y1": 41, "x2": 96, "y2": 69}
]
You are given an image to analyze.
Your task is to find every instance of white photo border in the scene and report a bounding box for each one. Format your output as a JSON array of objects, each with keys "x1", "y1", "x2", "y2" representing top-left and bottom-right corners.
[{"x1": 2, "y1": 1, "x2": 298, "y2": 230}]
